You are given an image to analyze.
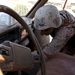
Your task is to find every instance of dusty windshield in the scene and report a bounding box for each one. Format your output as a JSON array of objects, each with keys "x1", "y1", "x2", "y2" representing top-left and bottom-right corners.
[{"x1": 0, "y1": 0, "x2": 38, "y2": 26}]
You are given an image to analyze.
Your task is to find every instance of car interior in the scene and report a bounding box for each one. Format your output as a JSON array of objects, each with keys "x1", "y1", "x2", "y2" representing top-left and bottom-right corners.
[{"x1": 0, "y1": 0, "x2": 75, "y2": 75}]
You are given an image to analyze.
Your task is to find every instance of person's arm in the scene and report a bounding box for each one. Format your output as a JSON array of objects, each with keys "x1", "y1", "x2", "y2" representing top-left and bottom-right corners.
[
  {"x1": 43, "y1": 25, "x2": 75, "y2": 56},
  {"x1": 60, "y1": 10, "x2": 75, "y2": 25}
]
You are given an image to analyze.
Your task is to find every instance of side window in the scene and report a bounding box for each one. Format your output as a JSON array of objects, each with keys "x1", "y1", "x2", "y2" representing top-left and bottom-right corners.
[
  {"x1": 45, "y1": 0, "x2": 66, "y2": 10},
  {"x1": 46, "y1": 0, "x2": 75, "y2": 16},
  {"x1": 64, "y1": 0, "x2": 75, "y2": 16}
]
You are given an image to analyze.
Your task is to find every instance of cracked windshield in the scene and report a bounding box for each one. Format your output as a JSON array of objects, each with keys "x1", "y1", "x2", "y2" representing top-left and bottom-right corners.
[{"x1": 0, "y1": 0, "x2": 38, "y2": 26}]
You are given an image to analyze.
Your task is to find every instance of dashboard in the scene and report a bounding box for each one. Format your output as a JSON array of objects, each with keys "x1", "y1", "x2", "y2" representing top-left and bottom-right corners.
[
  {"x1": 0, "y1": 26, "x2": 20, "y2": 43},
  {"x1": 0, "y1": 17, "x2": 33, "y2": 47}
]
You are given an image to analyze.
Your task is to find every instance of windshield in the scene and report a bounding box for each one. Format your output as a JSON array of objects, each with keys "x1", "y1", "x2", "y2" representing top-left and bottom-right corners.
[{"x1": 0, "y1": 0, "x2": 38, "y2": 26}]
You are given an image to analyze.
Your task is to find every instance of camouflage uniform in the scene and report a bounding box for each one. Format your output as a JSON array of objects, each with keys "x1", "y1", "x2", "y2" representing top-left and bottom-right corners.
[
  {"x1": 34, "y1": 5, "x2": 75, "y2": 56},
  {"x1": 43, "y1": 10, "x2": 75, "y2": 55}
]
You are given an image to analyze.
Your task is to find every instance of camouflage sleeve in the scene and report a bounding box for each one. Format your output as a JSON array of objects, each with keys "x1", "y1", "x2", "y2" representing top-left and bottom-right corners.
[
  {"x1": 43, "y1": 25, "x2": 75, "y2": 55},
  {"x1": 59, "y1": 10, "x2": 75, "y2": 24}
]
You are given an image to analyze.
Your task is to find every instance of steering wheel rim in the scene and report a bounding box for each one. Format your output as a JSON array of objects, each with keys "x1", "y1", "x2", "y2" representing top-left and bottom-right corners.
[{"x1": 0, "y1": 5, "x2": 46, "y2": 75}]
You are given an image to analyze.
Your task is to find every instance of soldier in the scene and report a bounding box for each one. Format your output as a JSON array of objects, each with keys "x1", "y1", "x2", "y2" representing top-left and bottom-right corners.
[{"x1": 34, "y1": 5, "x2": 75, "y2": 60}]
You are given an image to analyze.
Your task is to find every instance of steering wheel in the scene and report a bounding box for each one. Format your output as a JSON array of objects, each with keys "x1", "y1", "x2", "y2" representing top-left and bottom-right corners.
[{"x1": 0, "y1": 5, "x2": 45, "y2": 75}]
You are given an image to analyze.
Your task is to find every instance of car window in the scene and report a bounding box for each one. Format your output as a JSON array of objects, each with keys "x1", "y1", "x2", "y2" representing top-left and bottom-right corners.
[
  {"x1": 64, "y1": 0, "x2": 75, "y2": 16},
  {"x1": 0, "y1": 0, "x2": 38, "y2": 26},
  {"x1": 45, "y1": 0, "x2": 66, "y2": 10},
  {"x1": 46, "y1": 0, "x2": 75, "y2": 16}
]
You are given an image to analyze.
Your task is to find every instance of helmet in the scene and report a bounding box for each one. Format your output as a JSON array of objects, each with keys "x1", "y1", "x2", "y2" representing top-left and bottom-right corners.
[{"x1": 34, "y1": 5, "x2": 62, "y2": 30}]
